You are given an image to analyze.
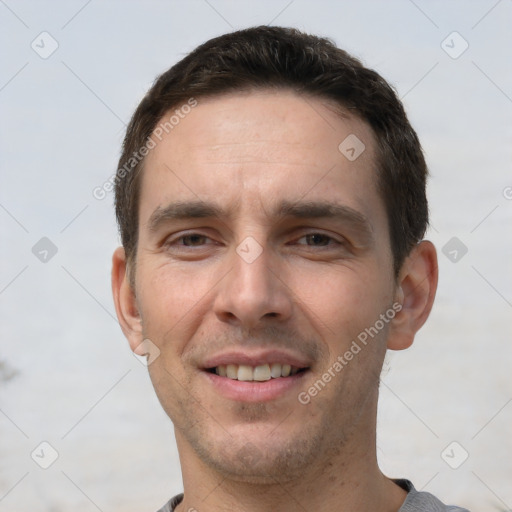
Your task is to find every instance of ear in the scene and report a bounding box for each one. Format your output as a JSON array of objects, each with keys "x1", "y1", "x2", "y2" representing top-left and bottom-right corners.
[
  {"x1": 111, "y1": 246, "x2": 143, "y2": 352},
  {"x1": 387, "y1": 240, "x2": 438, "y2": 351}
]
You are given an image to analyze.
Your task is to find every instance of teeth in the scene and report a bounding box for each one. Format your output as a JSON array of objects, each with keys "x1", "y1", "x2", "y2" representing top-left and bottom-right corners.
[
  {"x1": 270, "y1": 363, "x2": 282, "y2": 378},
  {"x1": 237, "y1": 365, "x2": 253, "y2": 381},
  {"x1": 226, "y1": 364, "x2": 238, "y2": 379},
  {"x1": 253, "y1": 364, "x2": 271, "y2": 381},
  {"x1": 212, "y1": 363, "x2": 303, "y2": 381}
]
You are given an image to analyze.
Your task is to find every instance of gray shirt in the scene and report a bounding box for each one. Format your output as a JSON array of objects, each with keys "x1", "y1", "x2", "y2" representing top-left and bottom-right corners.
[{"x1": 155, "y1": 479, "x2": 470, "y2": 511}]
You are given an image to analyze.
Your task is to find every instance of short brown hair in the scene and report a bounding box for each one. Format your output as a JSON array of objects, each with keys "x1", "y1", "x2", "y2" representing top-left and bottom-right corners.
[{"x1": 115, "y1": 26, "x2": 429, "y2": 282}]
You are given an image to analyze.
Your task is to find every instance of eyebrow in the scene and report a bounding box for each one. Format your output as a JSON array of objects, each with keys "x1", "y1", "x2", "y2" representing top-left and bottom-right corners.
[
  {"x1": 147, "y1": 201, "x2": 227, "y2": 232},
  {"x1": 147, "y1": 199, "x2": 374, "y2": 242}
]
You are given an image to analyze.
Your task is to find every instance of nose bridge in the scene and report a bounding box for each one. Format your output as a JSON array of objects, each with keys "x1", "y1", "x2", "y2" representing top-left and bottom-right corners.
[
  {"x1": 235, "y1": 238, "x2": 273, "y2": 294},
  {"x1": 214, "y1": 237, "x2": 292, "y2": 327}
]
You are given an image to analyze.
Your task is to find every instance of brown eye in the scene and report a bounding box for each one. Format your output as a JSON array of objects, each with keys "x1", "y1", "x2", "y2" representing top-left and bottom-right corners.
[
  {"x1": 296, "y1": 233, "x2": 338, "y2": 247},
  {"x1": 164, "y1": 232, "x2": 213, "y2": 250},
  {"x1": 179, "y1": 234, "x2": 208, "y2": 246},
  {"x1": 304, "y1": 234, "x2": 332, "y2": 246}
]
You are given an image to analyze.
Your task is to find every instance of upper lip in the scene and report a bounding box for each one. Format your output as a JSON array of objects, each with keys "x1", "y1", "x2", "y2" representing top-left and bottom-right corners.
[{"x1": 202, "y1": 349, "x2": 312, "y2": 370}]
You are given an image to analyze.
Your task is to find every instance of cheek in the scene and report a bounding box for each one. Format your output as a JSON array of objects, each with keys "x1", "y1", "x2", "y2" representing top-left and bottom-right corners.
[
  {"x1": 136, "y1": 262, "x2": 215, "y2": 346},
  {"x1": 288, "y1": 263, "x2": 393, "y2": 347}
]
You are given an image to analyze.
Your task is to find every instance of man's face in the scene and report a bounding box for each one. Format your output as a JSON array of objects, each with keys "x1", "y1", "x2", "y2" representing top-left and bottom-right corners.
[{"x1": 132, "y1": 90, "x2": 398, "y2": 481}]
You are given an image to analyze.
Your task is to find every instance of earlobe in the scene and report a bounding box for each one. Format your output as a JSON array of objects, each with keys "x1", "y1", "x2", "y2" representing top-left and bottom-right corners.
[
  {"x1": 387, "y1": 240, "x2": 438, "y2": 351},
  {"x1": 111, "y1": 247, "x2": 143, "y2": 351}
]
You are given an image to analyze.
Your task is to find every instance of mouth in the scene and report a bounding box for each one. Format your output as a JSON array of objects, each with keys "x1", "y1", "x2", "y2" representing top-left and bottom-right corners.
[
  {"x1": 201, "y1": 349, "x2": 313, "y2": 402},
  {"x1": 201, "y1": 352, "x2": 312, "y2": 402},
  {"x1": 206, "y1": 363, "x2": 308, "y2": 382}
]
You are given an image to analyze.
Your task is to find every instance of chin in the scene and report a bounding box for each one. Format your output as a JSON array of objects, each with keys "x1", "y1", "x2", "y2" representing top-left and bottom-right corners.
[
  {"x1": 189, "y1": 423, "x2": 327, "y2": 484},
  {"x1": 205, "y1": 450, "x2": 308, "y2": 484}
]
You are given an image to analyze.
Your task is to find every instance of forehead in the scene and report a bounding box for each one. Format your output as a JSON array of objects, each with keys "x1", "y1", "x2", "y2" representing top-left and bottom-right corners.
[{"x1": 139, "y1": 90, "x2": 386, "y2": 234}]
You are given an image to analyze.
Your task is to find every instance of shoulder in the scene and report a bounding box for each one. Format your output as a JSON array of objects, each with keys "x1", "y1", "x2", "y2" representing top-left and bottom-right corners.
[
  {"x1": 155, "y1": 485, "x2": 471, "y2": 512},
  {"x1": 395, "y1": 479, "x2": 471, "y2": 512},
  {"x1": 155, "y1": 493, "x2": 184, "y2": 512}
]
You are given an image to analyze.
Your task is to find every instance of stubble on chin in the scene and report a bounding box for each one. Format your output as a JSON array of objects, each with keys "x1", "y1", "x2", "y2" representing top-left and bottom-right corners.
[{"x1": 173, "y1": 394, "x2": 349, "y2": 485}]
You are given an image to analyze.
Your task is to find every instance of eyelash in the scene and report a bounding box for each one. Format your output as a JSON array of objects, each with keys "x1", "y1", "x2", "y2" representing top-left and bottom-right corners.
[{"x1": 164, "y1": 231, "x2": 342, "y2": 250}]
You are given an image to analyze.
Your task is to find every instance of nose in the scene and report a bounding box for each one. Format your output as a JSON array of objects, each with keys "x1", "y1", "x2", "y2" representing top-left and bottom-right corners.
[{"x1": 213, "y1": 241, "x2": 294, "y2": 329}]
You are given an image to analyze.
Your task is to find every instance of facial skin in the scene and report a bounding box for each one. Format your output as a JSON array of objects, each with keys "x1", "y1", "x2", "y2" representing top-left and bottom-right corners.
[{"x1": 112, "y1": 90, "x2": 438, "y2": 512}]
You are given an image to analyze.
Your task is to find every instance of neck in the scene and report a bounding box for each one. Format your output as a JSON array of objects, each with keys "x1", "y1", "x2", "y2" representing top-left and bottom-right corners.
[{"x1": 174, "y1": 411, "x2": 406, "y2": 512}]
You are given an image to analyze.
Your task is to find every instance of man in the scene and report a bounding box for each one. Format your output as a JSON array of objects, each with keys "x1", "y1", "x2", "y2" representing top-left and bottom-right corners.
[{"x1": 111, "y1": 26, "x2": 469, "y2": 512}]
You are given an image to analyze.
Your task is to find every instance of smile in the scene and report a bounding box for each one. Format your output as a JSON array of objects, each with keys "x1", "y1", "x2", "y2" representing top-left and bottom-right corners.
[{"x1": 208, "y1": 363, "x2": 304, "y2": 381}]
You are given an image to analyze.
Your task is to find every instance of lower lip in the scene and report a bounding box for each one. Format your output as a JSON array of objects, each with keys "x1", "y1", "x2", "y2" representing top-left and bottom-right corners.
[{"x1": 203, "y1": 370, "x2": 308, "y2": 402}]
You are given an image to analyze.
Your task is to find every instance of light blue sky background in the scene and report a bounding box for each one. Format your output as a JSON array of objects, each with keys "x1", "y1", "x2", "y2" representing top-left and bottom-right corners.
[{"x1": 1, "y1": 1, "x2": 511, "y2": 511}]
